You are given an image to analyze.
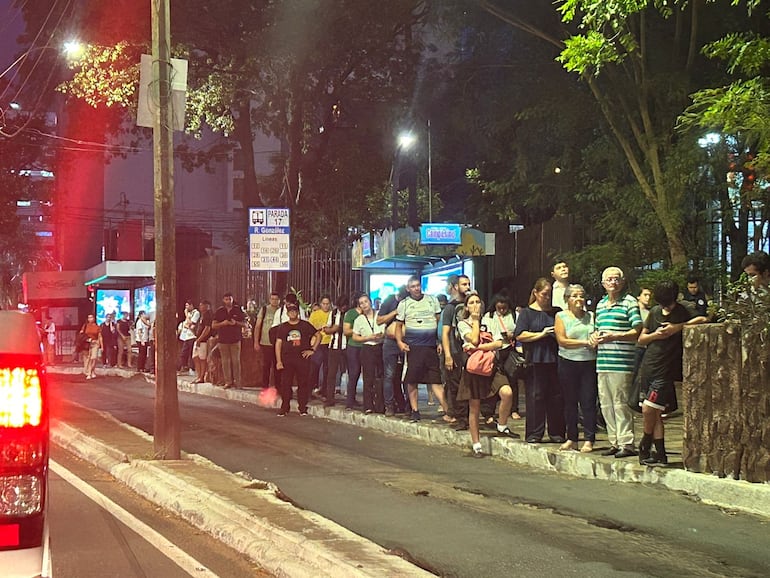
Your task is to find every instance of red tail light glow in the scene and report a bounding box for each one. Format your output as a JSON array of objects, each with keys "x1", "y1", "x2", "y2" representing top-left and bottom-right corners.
[{"x1": 0, "y1": 368, "x2": 42, "y2": 428}]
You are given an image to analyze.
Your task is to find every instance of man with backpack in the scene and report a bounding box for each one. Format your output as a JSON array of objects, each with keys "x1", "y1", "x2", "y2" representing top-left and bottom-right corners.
[
  {"x1": 254, "y1": 292, "x2": 281, "y2": 388},
  {"x1": 441, "y1": 274, "x2": 472, "y2": 430}
]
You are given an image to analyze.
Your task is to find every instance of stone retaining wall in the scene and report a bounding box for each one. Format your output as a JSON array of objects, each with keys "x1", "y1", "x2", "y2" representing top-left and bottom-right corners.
[{"x1": 682, "y1": 323, "x2": 770, "y2": 482}]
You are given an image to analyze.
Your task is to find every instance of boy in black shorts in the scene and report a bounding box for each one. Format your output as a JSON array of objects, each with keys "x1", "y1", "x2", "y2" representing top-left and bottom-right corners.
[{"x1": 637, "y1": 280, "x2": 706, "y2": 465}]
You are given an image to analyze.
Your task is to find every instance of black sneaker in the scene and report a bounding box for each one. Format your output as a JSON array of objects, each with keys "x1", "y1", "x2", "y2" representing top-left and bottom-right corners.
[
  {"x1": 410, "y1": 410, "x2": 421, "y2": 422},
  {"x1": 299, "y1": 411, "x2": 309, "y2": 416},
  {"x1": 643, "y1": 452, "x2": 668, "y2": 466},
  {"x1": 638, "y1": 441, "x2": 652, "y2": 464},
  {"x1": 614, "y1": 446, "x2": 638, "y2": 459},
  {"x1": 277, "y1": 411, "x2": 287, "y2": 417}
]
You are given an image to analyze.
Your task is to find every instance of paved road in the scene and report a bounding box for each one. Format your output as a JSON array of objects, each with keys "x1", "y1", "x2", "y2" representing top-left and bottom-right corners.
[
  {"x1": 48, "y1": 446, "x2": 270, "y2": 577},
  {"x1": 52, "y1": 374, "x2": 770, "y2": 577}
]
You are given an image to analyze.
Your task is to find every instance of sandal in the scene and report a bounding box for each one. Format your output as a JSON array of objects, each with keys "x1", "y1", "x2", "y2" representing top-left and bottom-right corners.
[
  {"x1": 442, "y1": 415, "x2": 457, "y2": 423},
  {"x1": 580, "y1": 442, "x2": 594, "y2": 453},
  {"x1": 560, "y1": 440, "x2": 578, "y2": 451},
  {"x1": 511, "y1": 412, "x2": 522, "y2": 420},
  {"x1": 498, "y1": 426, "x2": 521, "y2": 439}
]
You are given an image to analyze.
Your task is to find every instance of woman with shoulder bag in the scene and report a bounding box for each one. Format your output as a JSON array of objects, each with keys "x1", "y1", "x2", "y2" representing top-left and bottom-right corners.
[
  {"x1": 480, "y1": 294, "x2": 521, "y2": 441},
  {"x1": 483, "y1": 294, "x2": 523, "y2": 421},
  {"x1": 457, "y1": 293, "x2": 518, "y2": 458},
  {"x1": 554, "y1": 284, "x2": 598, "y2": 453},
  {"x1": 81, "y1": 313, "x2": 102, "y2": 380}
]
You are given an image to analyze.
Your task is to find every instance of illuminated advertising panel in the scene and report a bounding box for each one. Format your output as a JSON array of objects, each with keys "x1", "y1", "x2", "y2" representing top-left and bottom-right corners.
[{"x1": 95, "y1": 289, "x2": 130, "y2": 325}]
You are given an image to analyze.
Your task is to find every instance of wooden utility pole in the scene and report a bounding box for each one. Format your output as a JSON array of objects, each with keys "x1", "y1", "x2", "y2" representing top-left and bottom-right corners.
[{"x1": 151, "y1": 0, "x2": 180, "y2": 459}]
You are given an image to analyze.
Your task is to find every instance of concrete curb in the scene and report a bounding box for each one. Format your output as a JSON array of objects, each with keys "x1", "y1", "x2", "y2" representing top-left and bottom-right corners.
[
  {"x1": 51, "y1": 419, "x2": 433, "y2": 577},
  {"x1": 174, "y1": 380, "x2": 770, "y2": 520}
]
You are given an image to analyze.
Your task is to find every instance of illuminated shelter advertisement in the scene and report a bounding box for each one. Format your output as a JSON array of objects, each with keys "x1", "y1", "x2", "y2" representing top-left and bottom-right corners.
[
  {"x1": 421, "y1": 261, "x2": 475, "y2": 298},
  {"x1": 95, "y1": 289, "x2": 130, "y2": 325},
  {"x1": 134, "y1": 285, "x2": 157, "y2": 321},
  {"x1": 369, "y1": 273, "x2": 413, "y2": 305}
]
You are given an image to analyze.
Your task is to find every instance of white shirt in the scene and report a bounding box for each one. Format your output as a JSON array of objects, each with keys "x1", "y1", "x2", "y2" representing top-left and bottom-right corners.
[
  {"x1": 353, "y1": 311, "x2": 385, "y2": 346},
  {"x1": 482, "y1": 311, "x2": 515, "y2": 348},
  {"x1": 270, "y1": 305, "x2": 307, "y2": 327},
  {"x1": 326, "y1": 309, "x2": 347, "y2": 350},
  {"x1": 179, "y1": 309, "x2": 200, "y2": 341},
  {"x1": 44, "y1": 322, "x2": 56, "y2": 345},
  {"x1": 135, "y1": 318, "x2": 151, "y2": 344}
]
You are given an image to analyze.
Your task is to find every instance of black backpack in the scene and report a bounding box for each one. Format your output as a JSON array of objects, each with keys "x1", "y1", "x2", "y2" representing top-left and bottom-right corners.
[{"x1": 447, "y1": 302, "x2": 467, "y2": 366}]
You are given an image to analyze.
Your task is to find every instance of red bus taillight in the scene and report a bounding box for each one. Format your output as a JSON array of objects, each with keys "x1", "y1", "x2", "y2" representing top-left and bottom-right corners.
[
  {"x1": 0, "y1": 367, "x2": 42, "y2": 428},
  {"x1": 0, "y1": 365, "x2": 47, "y2": 522}
]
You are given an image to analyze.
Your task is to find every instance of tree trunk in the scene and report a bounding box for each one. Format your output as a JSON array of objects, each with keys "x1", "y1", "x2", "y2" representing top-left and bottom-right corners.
[
  {"x1": 285, "y1": 74, "x2": 304, "y2": 211},
  {"x1": 233, "y1": 98, "x2": 261, "y2": 207}
]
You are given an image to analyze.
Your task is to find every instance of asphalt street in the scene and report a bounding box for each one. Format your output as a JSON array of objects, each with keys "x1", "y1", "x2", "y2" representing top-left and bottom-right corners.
[
  {"x1": 48, "y1": 446, "x2": 269, "y2": 577},
  {"x1": 50, "y1": 374, "x2": 770, "y2": 578}
]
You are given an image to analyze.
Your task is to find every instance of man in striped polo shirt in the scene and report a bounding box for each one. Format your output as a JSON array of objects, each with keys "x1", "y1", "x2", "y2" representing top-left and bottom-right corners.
[{"x1": 591, "y1": 266, "x2": 643, "y2": 458}]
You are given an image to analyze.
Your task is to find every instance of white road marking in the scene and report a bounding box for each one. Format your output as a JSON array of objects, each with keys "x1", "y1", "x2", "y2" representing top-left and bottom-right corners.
[{"x1": 50, "y1": 460, "x2": 219, "y2": 577}]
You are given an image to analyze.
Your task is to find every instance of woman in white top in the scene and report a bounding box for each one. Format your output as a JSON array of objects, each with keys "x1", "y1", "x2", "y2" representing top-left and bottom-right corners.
[
  {"x1": 479, "y1": 294, "x2": 520, "y2": 439},
  {"x1": 483, "y1": 294, "x2": 521, "y2": 420},
  {"x1": 135, "y1": 311, "x2": 151, "y2": 373},
  {"x1": 554, "y1": 284, "x2": 598, "y2": 453},
  {"x1": 351, "y1": 294, "x2": 386, "y2": 414}
]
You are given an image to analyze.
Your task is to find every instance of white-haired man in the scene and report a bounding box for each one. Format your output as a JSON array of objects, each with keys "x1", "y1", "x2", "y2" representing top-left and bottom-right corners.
[{"x1": 590, "y1": 266, "x2": 643, "y2": 459}]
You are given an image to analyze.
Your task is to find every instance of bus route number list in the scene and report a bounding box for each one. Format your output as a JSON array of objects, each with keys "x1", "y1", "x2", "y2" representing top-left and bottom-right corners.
[
  {"x1": 250, "y1": 234, "x2": 290, "y2": 271},
  {"x1": 248, "y1": 207, "x2": 291, "y2": 271}
]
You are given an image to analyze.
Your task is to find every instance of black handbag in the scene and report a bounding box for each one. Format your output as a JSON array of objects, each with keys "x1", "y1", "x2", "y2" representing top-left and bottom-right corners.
[
  {"x1": 75, "y1": 329, "x2": 88, "y2": 352},
  {"x1": 502, "y1": 346, "x2": 527, "y2": 379}
]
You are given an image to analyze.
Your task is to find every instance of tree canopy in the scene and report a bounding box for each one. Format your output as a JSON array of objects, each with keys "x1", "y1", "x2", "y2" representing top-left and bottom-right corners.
[
  {"x1": 47, "y1": 0, "x2": 431, "y2": 247},
  {"x1": 468, "y1": 0, "x2": 765, "y2": 268}
]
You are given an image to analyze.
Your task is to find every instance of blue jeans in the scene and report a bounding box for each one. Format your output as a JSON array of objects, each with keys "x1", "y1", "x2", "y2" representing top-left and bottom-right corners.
[
  {"x1": 381, "y1": 338, "x2": 401, "y2": 408},
  {"x1": 345, "y1": 346, "x2": 362, "y2": 408}
]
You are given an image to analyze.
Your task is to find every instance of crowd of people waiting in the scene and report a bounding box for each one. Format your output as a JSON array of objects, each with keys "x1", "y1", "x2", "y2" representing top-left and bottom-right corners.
[
  {"x1": 252, "y1": 250, "x2": 769, "y2": 462},
  {"x1": 73, "y1": 250, "x2": 770, "y2": 463}
]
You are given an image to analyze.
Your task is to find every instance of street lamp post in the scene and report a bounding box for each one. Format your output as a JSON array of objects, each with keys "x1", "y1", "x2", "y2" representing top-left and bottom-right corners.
[
  {"x1": 394, "y1": 120, "x2": 433, "y2": 228},
  {"x1": 427, "y1": 119, "x2": 432, "y2": 223}
]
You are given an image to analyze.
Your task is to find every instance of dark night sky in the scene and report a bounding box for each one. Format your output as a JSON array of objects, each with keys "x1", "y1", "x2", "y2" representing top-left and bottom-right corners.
[{"x1": 0, "y1": 0, "x2": 25, "y2": 75}]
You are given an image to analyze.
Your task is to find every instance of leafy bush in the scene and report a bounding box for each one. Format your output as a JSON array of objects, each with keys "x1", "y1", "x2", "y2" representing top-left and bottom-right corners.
[{"x1": 716, "y1": 273, "x2": 770, "y2": 362}]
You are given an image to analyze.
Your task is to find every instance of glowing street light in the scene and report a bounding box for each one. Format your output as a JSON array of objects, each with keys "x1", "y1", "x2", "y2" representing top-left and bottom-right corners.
[
  {"x1": 62, "y1": 40, "x2": 85, "y2": 59},
  {"x1": 398, "y1": 132, "x2": 416, "y2": 150}
]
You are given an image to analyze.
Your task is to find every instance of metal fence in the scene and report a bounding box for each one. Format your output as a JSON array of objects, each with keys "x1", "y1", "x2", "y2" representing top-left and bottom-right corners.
[
  {"x1": 289, "y1": 244, "x2": 363, "y2": 303},
  {"x1": 178, "y1": 244, "x2": 361, "y2": 308}
]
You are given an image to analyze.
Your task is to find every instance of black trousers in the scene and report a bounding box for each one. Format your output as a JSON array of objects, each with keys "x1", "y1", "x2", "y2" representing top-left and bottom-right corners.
[
  {"x1": 525, "y1": 362, "x2": 565, "y2": 441},
  {"x1": 260, "y1": 344, "x2": 277, "y2": 388},
  {"x1": 361, "y1": 344, "x2": 385, "y2": 413},
  {"x1": 325, "y1": 348, "x2": 347, "y2": 404},
  {"x1": 279, "y1": 355, "x2": 312, "y2": 413},
  {"x1": 444, "y1": 363, "x2": 469, "y2": 421}
]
